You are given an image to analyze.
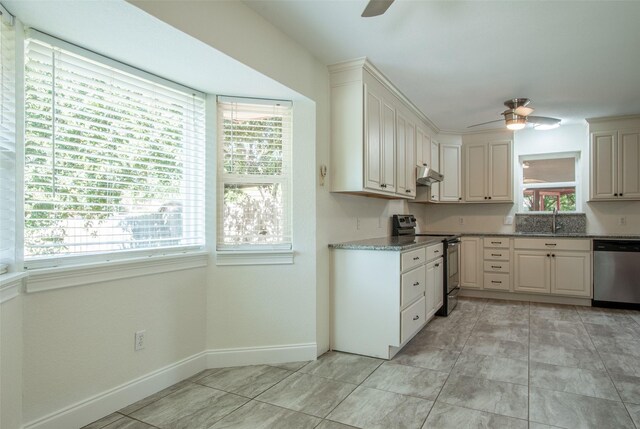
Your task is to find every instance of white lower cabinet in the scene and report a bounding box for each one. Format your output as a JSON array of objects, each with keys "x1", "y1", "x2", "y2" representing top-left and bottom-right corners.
[
  {"x1": 331, "y1": 243, "x2": 441, "y2": 359},
  {"x1": 513, "y1": 238, "x2": 592, "y2": 298},
  {"x1": 461, "y1": 237, "x2": 483, "y2": 289}
]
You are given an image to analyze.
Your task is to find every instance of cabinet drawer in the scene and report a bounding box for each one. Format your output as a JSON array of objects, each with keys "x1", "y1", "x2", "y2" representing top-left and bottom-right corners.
[
  {"x1": 401, "y1": 296, "x2": 426, "y2": 343},
  {"x1": 514, "y1": 238, "x2": 590, "y2": 251},
  {"x1": 484, "y1": 237, "x2": 509, "y2": 248},
  {"x1": 401, "y1": 265, "x2": 426, "y2": 308},
  {"x1": 426, "y1": 243, "x2": 444, "y2": 261},
  {"x1": 483, "y1": 249, "x2": 510, "y2": 261},
  {"x1": 484, "y1": 272, "x2": 510, "y2": 291},
  {"x1": 402, "y1": 248, "x2": 426, "y2": 271},
  {"x1": 483, "y1": 261, "x2": 510, "y2": 273}
]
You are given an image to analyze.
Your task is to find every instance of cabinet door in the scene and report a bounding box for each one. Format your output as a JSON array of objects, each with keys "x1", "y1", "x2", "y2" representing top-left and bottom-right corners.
[
  {"x1": 618, "y1": 130, "x2": 640, "y2": 200},
  {"x1": 488, "y1": 140, "x2": 513, "y2": 201},
  {"x1": 405, "y1": 121, "x2": 416, "y2": 196},
  {"x1": 416, "y1": 128, "x2": 431, "y2": 168},
  {"x1": 551, "y1": 251, "x2": 591, "y2": 297},
  {"x1": 440, "y1": 144, "x2": 461, "y2": 202},
  {"x1": 514, "y1": 251, "x2": 550, "y2": 294},
  {"x1": 464, "y1": 143, "x2": 487, "y2": 202},
  {"x1": 382, "y1": 100, "x2": 396, "y2": 192},
  {"x1": 364, "y1": 86, "x2": 383, "y2": 191},
  {"x1": 430, "y1": 140, "x2": 440, "y2": 201},
  {"x1": 461, "y1": 237, "x2": 482, "y2": 289},
  {"x1": 396, "y1": 113, "x2": 408, "y2": 195},
  {"x1": 590, "y1": 131, "x2": 617, "y2": 200},
  {"x1": 425, "y1": 260, "x2": 436, "y2": 319},
  {"x1": 434, "y1": 257, "x2": 444, "y2": 311}
]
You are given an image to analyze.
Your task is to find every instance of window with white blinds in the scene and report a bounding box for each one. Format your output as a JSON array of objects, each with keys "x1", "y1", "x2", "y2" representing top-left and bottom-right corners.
[
  {"x1": 217, "y1": 97, "x2": 292, "y2": 250},
  {"x1": 24, "y1": 35, "x2": 206, "y2": 266},
  {"x1": 0, "y1": 6, "x2": 15, "y2": 273}
]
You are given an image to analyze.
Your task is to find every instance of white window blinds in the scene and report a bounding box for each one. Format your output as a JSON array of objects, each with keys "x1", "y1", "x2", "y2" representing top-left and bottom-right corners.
[
  {"x1": 217, "y1": 97, "x2": 292, "y2": 249},
  {"x1": 24, "y1": 36, "x2": 206, "y2": 264},
  {"x1": 0, "y1": 6, "x2": 15, "y2": 272}
]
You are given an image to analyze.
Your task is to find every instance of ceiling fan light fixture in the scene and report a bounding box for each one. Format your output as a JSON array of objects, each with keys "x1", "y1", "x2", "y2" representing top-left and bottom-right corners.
[{"x1": 506, "y1": 120, "x2": 526, "y2": 131}]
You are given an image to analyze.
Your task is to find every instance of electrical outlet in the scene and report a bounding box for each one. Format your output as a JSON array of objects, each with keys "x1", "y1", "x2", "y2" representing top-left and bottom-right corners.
[
  {"x1": 458, "y1": 217, "x2": 465, "y2": 225},
  {"x1": 619, "y1": 216, "x2": 627, "y2": 226},
  {"x1": 356, "y1": 217, "x2": 361, "y2": 230},
  {"x1": 504, "y1": 216, "x2": 514, "y2": 225},
  {"x1": 134, "y1": 330, "x2": 146, "y2": 351}
]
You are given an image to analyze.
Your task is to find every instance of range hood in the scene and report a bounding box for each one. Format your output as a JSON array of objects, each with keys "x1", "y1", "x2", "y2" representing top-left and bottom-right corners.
[{"x1": 416, "y1": 165, "x2": 444, "y2": 186}]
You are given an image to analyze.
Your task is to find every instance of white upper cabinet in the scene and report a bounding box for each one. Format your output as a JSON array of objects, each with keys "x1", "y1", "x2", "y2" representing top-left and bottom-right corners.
[
  {"x1": 329, "y1": 59, "x2": 434, "y2": 199},
  {"x1": 464, "y1": 140, "x2": 513, "y2": 202},
  {"x1": 429, "y1": 140, "x2": 440, "y2": 201},
  {"x1": 589, "y1": 116, "x2": 640, "y2": 201},
  {"x1": 396, "y1": 108, "x2": 416, "y2": 197},
  {"x1": 416, "y1": 127, "x2": 431, "y2": 169},
  {"x1": 439, "y1": 144, "x2": 462, "y2": 202}
]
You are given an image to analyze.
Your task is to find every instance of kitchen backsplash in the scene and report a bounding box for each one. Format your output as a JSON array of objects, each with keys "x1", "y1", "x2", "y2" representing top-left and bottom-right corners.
[{"x1": 515, "y1": 213, "x2": 587, "y2": 234}]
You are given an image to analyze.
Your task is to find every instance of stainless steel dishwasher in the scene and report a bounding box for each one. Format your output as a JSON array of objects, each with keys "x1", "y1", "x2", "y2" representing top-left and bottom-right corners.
[{"x1": 593, "y1": 239, "x2": 640, "y2": 309}]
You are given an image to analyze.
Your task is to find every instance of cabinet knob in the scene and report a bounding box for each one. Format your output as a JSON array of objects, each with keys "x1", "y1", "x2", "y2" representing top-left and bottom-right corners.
[
  {"x1": 412, "y1": 315, "x2": 420, "y2": 321},
  {"x1": 458, "y1": 197, "x2": 462, "y2": 200},
  {"x1": 547, "y1": 254, "x2": 550, "y2": 257},
  {"x1": 484, "y1": 196, "x2": 488, "y2": 199},
  {"x1": 406, "y1": 189, "x2": 411, "y2": 193},
  {"x1": 435, "y1": 263, "x2": 440, "y2": 267},
  {"x1": 620, "y1": 193, "x2": 623, "y2": 197},
  {"x1": 432, "y1": 195, "x2": 436, "y2": 199},
  {"x1": 552, "y1": 254, "x2": 556, "y2": 257},
  {"x1": 488, "y1": 196, "x2": 492, "y2": 199},
  {"x1": 615, "y1": 193, "x2": 618, "y2": 196}
]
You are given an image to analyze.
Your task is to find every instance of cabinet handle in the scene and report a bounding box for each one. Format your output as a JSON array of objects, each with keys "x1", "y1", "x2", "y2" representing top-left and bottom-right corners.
[
  {"x1": 491, "y1": 265, "x2": 501, "y2": 269},
  {"x1": 491, "y1": 280, "x2": 502, "y2": 284},
  {"x1": 491, "y1": 241, "x2": 501, "y2": 244},
  {"x1": 413, "y1": 315, "x2": 420, "y2": 321},
  {"x1": 405, "y1": 189, "x2": 411, "y2": 193},
  {"x1": 545, "y1": 243, "x2": 557, "y2": 247},
  {"x1": 413, "y1": 256, "x2": 420, "y2": 261},
  {"x1": 435, "y1": 263, "x2": 440, "y2": 267},
  {"x1": 380, "y1": 183, "x2": 386, "y2": 188},
  {"x1": 413, "y1": 281, "x2": 420, "y2": 286},
  {"x1": 434, "y1": 250, "x2": 440, "y2": 253},
  {"x1": 491, "y1": 253, "x2": 501, "y2": 256}
]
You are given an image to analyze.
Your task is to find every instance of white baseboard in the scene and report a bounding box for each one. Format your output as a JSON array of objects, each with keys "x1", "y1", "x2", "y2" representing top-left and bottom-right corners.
[
  {"x1": 22, "y1": 343, "x2": 317, "y2": 429},
  {"x1": 206, "y1": 343, "x2": 317, "y2": 368},
  {"x1": 23, "y1": 352, "x2": 207, "y2": 429}
]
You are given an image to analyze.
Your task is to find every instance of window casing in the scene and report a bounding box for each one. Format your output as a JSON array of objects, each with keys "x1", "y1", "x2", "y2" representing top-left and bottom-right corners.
[
  {"x1": 217, "y1": 97, "x2": 292, "y2": 251},
  {"x1": 519, "y1": 152, "x2": 580, "y2": 212},
  {"x1": 23, "y1": 33, "x2": 206, "y2": 268},
  {"x1": 0, "y1": 7, "x2": 15, "y2": 273}
]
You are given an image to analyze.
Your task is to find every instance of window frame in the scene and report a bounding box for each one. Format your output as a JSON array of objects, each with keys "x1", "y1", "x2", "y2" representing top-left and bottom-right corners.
[
  {"x1": 215, "y1": 96, "x2": 293, "y2": 264},
  {"x1": 518, "y1": 151, "x2": 582, "y2": 213},
  {"x1": 22, "y1": 29, "x2": 207, "y2": 270}
]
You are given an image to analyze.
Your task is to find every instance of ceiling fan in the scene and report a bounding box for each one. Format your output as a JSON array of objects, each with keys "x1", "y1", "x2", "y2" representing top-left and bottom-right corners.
[
  {"x1": 468, "y1": 98, "x2": 561, "y2": 131},
  {"x1": 362, "y1": 0, "x2": 395, "y2": 17}
]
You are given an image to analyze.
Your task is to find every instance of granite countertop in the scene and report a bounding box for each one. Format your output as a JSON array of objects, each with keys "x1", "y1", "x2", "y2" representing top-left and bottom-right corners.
[
  {"x1": 329, "y1": 235, "x2": 449, "y2": 251},
  {"x1": 329, "y1": 232, "x2": 640, "y2": 251}
]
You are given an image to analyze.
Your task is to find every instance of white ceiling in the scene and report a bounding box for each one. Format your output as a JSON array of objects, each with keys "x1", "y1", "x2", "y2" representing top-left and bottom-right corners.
[
  {"x1": 3, "y1": 0, "x2": 298, "y2": 100},
  {"x1": 245, "y1": 0, "x2": 640, "y2": 133}
]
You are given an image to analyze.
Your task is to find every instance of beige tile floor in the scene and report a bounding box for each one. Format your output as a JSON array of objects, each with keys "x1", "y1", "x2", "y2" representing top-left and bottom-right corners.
[{"x1": 84, "y1": 298, "x2": 640, "y2": 429}]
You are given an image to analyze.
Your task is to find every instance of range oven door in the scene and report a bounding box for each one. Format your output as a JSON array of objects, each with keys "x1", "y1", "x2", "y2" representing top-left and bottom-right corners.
[{"x1": 446, "y1": 240, "x2": 460, "y2": 294}]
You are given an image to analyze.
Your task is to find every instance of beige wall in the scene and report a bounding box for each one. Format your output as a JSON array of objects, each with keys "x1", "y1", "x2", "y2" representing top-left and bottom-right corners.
[
  {"x1": 1, "y1": 294, "x2": 23, "y2": 429},
  {"x1": 21, "y1": 268, "x2": 207, "y2": 423}
]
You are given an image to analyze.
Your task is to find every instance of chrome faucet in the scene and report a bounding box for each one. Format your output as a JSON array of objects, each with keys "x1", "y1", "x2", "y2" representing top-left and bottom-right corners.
[{"x1": 552, "y1": 208, "x2": 562, "y2": 233}]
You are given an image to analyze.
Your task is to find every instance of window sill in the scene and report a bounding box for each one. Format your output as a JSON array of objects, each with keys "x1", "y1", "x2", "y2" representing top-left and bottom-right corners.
[
  {"x1": 216, "y1": 250, "x2": 294, "y2": 266},
  {"x1": 0, "y1": 272, "x2": 28, "y2": 304},
  {"x1": 26, "y1": 251, "x2": 209, "y2": 293}
]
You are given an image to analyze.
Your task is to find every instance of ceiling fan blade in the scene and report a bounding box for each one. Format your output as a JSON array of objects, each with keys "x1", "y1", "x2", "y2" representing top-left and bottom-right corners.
[
  {"x1": 514, "y1": 106, "x2": 534, "y2": 116},
  {"x1": 467, "y1": 119, "x2": 503, "y2": 128},
  {"x1": 527, "y1": 116, "x2": 561, "y2": 125},
  {"x1": 361, "y1": 0, "x2": 395, "y2": 17}
]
